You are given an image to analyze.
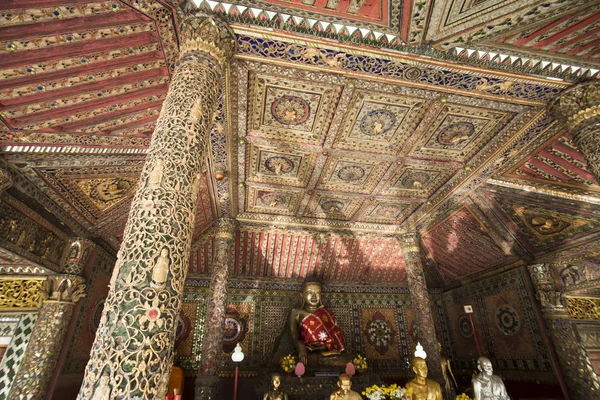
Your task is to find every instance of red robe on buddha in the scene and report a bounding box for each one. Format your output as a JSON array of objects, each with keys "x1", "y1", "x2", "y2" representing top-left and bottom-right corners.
[{"x1": 299, "y1": 305, "x2": 345, "y2": 352}]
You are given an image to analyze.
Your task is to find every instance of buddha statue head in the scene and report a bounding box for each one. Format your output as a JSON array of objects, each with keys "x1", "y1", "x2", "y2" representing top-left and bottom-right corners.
[{"x1": 301, "y1": 277, "x2": 323, "y2": 311}]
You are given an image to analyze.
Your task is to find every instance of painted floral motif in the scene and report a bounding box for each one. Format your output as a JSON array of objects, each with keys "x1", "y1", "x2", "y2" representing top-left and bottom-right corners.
[
  {"x1": 360, "y1": 109, "x2": 396, "y2": 136},
  {"x1": 337, "y1": 165, "x2": 366, "y2": 182},
  {"x1": 265, "y1": 156, "x2": 294, "y2": 175},
  {"x1": 373, "y1": 204, "x2": 404, "y2": 218},
  {"x1": 398, "y1": 170, "x2": 433, "y2": 189},
  {"x1": 271, "y1": 96, "x2": 310, "y2": 125},
  {"x1": 437, "y1": 122, "x2": 475, "y2": 146},
  {"x1": 365, "y1": 311, "x2": 396, "y2": 355},
  {"x1": 321, "y1": 200, "x2": 344, "y2": 213},
  {"x1": 458, "y1": 314, "x2": 473, "y2": 338},
  {"x1": 495, "y1": 304, "x2": 520, "y2": 336}
]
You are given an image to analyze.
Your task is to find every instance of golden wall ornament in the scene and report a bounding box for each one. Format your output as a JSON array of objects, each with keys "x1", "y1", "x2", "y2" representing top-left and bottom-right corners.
[
  {"x1": 8, "y1": 275, "x2": 86, "y2": 399},
  {"x1": 565, "y1": 296, "x2": 600, "y2": 320},
  {"x1": 0, "y1": 278, "x2": 44, "y2": 310},
  {"x1": 77, "y1": 15, "x2": 234, "y2": 400}
]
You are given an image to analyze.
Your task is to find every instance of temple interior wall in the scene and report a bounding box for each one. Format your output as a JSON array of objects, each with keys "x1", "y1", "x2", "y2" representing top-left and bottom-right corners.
[{"x1": 435, "y1": 268, "x2": 556, "y2": 384}]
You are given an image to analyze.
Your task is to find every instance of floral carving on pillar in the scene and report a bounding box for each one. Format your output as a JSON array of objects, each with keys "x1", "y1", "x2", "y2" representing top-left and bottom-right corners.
[
  {"x1": 549, "y1": 81, "x2": 600, "y2": 182},
  {"x1": 77, "y1": 14, "x2": 235, "y2": 400},
  {"x1": 400, "y1": 232, "x2": 443, "y2": 381},
  {"x1": 8, "y1": 275, "x2": 85, "y2": 399},
  {"x1": 196, "y1": 218, "x2": 237, "y2": 399}
]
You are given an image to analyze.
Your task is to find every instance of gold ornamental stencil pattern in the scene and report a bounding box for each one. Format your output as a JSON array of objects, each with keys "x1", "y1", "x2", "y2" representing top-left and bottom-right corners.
[
  {"x1": 0, "y1": 278, "x2": 44, "y2": 310},
  {"x1": 565, "y1": 297, "x2": 600, "y2": 320},
  {"x1": 76, "y1": 15, "x2": 234, "y2": 400}
]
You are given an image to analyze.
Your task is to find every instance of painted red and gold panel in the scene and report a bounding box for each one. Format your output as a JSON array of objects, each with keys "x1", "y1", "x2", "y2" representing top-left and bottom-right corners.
[
  {"x1": 500, "y1": 131, "x2": 600, "y2": 195},
  {"x1": 0, "y1": 0, "x2": 177, "y2": 137},
  {"x1": 190, "y1": 229, "x2": 407, "y2": 284},
  {"x1": 421, "y1": 206, "x2": 515, "y2": 282},
  {"x1": 491, "y1": 7, "x2": 600, "y2": 61},
  {"x1": 252, "y1": 0, "x2": 390, "y2": 26}
]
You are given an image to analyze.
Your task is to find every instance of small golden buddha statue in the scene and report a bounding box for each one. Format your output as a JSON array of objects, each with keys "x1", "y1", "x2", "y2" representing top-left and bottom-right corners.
[
  {"x1": 289, "y1": 278, "x2": 347, "y2": 366},
  {"x1": 330, "y1": 373, "x2": 362, "y2": 400},
  {"x1": 405, "y1": 357, "x2": 443, "y2": 400},
  {"x1": 472, "y1": 357, "x2": 509, "y2": 400},
  {"x1": 263, "y1": 374, "x2": 288, "y2": 400}
]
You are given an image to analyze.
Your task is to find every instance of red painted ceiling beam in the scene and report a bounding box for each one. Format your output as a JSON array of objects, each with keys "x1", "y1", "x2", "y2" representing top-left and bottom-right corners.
[
  {"x1": 1, "y1": 65, "x2": 166, "y2": 109},
  {"x1": 0, "y1": 0, "x2": 98, "y2": 10},
  {"x1": 548, "y1": 25, "x2": 600, "y2": 53},
  {"x1": 511, "y1": 14, "x2": 575, "y2": 46},
  {"x1": 532, "y1": 12, "x2": 600, "y2": 49},
  {"x1": 0, "y1": 31, "x2": 157, "y2": 69},
  {"x1": 0, "y1": 10, "x2": 146, "y2": 40},
  {"x1": 566, "y1": 36, "x2": 600, "y2": 56},
  {"x1": 539, "y1": 149, "x2": 596, "y2": 183},
  {"x1": 552, "y1": 141, "x2": 586, "y2": 163},
  {"x1": 46, "y1": 100, "x2": 164, "y2": 132},
  {"x1": 9, "y1": 84, "x2": 167, "y2": 126},
  {"x1": 527, "y1": 158, "x2": 576, "y2": 183}
]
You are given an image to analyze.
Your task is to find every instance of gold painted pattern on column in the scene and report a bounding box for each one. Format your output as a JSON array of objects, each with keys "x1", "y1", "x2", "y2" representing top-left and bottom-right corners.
[{"x1": 0, "y1": 278, "x2": 44, "y2": 310}]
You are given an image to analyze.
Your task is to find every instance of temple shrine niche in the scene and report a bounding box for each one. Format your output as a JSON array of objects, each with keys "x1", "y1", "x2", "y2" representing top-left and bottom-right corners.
[{"x1": 0, "y1": 0, "x2": 599, "y2": 399}]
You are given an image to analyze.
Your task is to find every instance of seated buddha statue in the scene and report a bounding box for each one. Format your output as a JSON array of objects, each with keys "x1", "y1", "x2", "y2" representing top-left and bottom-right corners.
[
  {"x1": 289, "y1": 277, "x2": 347, "y2": 367},
  {"x1": 405, "y1": 357, "x2": 443, "y2": 400}
]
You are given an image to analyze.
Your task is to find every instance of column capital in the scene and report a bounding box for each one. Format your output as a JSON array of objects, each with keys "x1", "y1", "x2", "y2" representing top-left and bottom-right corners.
[
  {"x1": 214, "y1": 218, "x2": 237, "y2": 241},
  {"x1": 179, "y1": 13, "x2": 235, "y2": 68},
  {"x1": 42, "y1": 274, "x2": 86, "y2": 304},
  {"x1": 549, "y1": 80, "x2": 600, "y2": 131},
  {"x1": 527, "y1": 263, "x2": 567, "y2": 317},
  {"x1": 400, "y1": 232, "x2": 420, "y2": 253}
]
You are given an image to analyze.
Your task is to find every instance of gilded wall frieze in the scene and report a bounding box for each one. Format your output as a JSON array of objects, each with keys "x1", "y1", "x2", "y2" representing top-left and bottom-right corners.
[
  {"x1": 233, "y1": 31, "x2": 567, "y2": 104},
  {"x1": 0, "y1": 195, "x2": 69, "y2": 272},
  {"x1": 565, "y1": 296, "x2": 600, "y2": 320},
  {"x1": 0, "y1": 277, "x2": 44, "y2": 310}
]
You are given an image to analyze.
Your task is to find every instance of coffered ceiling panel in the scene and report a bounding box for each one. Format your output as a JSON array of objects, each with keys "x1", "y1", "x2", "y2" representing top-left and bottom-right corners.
[
  {"x1": 333, "y1": 90, "x2": 426, "y2": 156},
  {"x1": 247, "y1": 143, "x2": 316, "y2": 187},
  {"x1": 248, "y1": 72, "x2": 342, "y2": 146},
  {"x1": 409, "y1": 104, "x2": 513, "y2": 162},
  {"x1": 246, "y1": 185, "x2": 304, "y2": 215},
  {"x1": 381, "y1": 161, "x2": 457, "y2": 199},
  {"x1": 304, "y1": 193, "x2": 364, "y2": 220},
  {"x1": 316, "y1": 155, "x2": 390, "y2": 194}
]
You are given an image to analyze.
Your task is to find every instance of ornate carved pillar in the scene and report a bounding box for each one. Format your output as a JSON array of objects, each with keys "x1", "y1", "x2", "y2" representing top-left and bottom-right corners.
[
  {"x1": 195, "y1": 218, "x2": 236, "y2": 399},
  {"x1": 527, "y1": 264, "x2": 600, "y2": 399},
  {"x1": 0, "y1": 165, "x2": 12, "y2": 194},
  {"x1": 77, "y1": 14, "x2": 235, "y2": 400},
  {"x1": 7, "y1": 275, "x2": 86, "y2": 399},
  {"x1": 400, "y1": 232, "x2": 443, "y2": 381},
  {"x1": 549, "y1": 81, "x2": 600, "y2": 182}
]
